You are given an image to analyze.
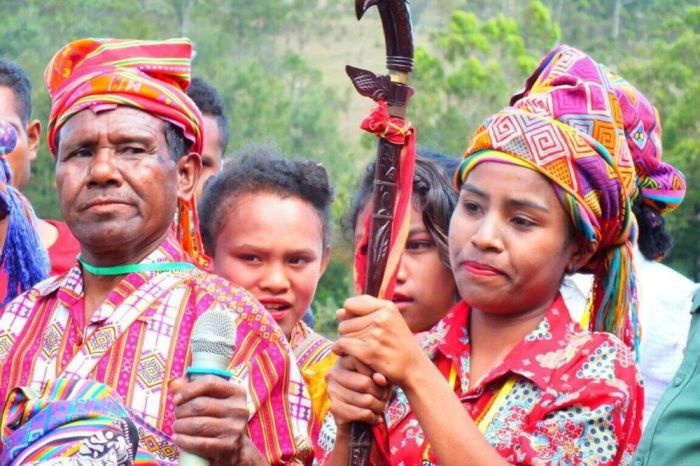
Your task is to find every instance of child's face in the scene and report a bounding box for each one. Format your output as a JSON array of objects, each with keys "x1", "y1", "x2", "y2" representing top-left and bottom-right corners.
[
  {"x1": 449, "y1": 162, "x2": 577, "y2": 315},
  {"x1": 213, "y1": 192, "x2": 328, "y2": 338},
  {"x1": 355, "y1": 204, "x2": 457, "y2": 333}
]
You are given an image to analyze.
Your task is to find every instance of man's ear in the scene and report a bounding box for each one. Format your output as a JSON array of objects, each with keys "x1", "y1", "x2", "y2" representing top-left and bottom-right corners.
[
  {"x1": 566, "y1": 235, "x2": 596, "y2": 274},
  {"x1": 26, "y1": 119, "x2": 41, "y2": 161},
  {"x1": 176, "y1": 152, "x2": 202, "y2": 203}
]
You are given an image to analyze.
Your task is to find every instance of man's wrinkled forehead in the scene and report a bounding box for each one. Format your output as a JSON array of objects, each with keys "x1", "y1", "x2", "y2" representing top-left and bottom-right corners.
[{"x1": 55, "y1": 106, "x2": 166, "y2": 152}]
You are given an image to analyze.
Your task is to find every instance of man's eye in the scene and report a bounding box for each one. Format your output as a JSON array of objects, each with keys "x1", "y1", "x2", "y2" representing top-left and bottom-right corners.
[{"x1": 122, "y1": 146, "x2": 146, "y2": 155}]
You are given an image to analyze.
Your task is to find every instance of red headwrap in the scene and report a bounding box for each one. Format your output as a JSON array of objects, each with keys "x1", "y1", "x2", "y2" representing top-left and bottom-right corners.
[{"x1": 44, "y1": 38, "x2": 209, "y2": 267}]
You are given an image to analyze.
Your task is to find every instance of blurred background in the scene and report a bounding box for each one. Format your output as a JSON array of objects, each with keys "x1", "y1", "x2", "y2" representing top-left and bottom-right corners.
[{"x1": 2, "y1": 0, "x2": 698, "y2": 336}]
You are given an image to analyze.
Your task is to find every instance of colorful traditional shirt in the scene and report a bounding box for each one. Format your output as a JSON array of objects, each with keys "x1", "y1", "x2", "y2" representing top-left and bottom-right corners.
[
  {"x1": 0, "y1": 235, "x2": 313, "y2": 465},
  {"x1": 289, "y1": 321, "x2": 336, "y2": 451},
  {"x1": 318, "y1": 295, "x2": 642, "y2": 465}
]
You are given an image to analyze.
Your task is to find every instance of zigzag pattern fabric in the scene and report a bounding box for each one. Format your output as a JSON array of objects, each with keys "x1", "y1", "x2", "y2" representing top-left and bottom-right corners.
[
  {"x1": 607, "y1": 72, "x2": 686, "y2": 214},
  {"x1": 456, "y1": 45, "x2": 639, "y2": 349}
]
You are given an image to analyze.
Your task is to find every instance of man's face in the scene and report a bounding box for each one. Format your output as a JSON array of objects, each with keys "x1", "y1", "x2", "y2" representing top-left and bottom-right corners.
[
  {"x1": 0, "y1": 86, "x2": 40, "y2": 191},
  {"x1": 193, "y1": 115, "x2": 223, "y2": 200},
  {"x1": 55, "y1": 106, "x2": 181, "y2": 264}
]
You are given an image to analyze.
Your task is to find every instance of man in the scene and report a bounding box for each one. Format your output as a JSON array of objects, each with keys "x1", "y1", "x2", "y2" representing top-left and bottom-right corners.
[
  {"x1": 187, "y1": 76, "x2": 229, "y2": 201},
  {"x1": 0, "y1": 60, "x2": 49, "y2": 304},
  {"x1": 0, "y1": 38, "x2": 311, "y2": 465},
  {"x1": 0, "y1": 59, "x2": 80, "y2": 303},
  {"x1": 633, "y1": 287, "x2": 700, "y2": 465}
]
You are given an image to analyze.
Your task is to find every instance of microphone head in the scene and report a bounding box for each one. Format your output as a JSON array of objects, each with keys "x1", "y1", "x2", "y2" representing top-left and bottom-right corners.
[{"x1": 190, "y1": 309, "x2": 236, "y2": 372}]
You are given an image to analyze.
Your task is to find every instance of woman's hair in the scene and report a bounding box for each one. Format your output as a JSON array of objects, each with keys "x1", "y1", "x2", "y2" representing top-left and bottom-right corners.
[
  {"x1": 345, "y1": 152, "x2": 459, "y2": 266},
  {"x1": 198, "y1": 143, "x2": 335, "y2": 255},
  {"x1": 633, "y1": 196, "x2": 673, "y2": 261}
]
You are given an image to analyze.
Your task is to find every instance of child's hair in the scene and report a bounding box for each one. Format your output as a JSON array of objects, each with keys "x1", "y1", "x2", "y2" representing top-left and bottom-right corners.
[
  {"x1": 198, "y1": 143, "x2": 335, "y2": 255},
  {"x1": 345, "y1": 152, "x2": 459, "y2": 266}
]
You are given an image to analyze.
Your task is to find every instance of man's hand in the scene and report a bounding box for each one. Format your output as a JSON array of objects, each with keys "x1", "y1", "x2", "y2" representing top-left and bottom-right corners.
[{"x1": 170, "y1": 375, "x2": 269, "y2": 466}]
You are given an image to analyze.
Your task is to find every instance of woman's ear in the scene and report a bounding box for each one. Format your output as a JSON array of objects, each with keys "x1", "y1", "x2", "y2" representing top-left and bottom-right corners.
[
  {"x1": 567, "y1": 235, "x2": 596, "y2": 274},
  {"x1": 176, "y1": 152, "x2": 202, "y2": 203}
]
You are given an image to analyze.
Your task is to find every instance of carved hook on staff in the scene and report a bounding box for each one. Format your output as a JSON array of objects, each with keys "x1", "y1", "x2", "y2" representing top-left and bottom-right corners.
[{"x1": 345, "y1": 1, "x2": 415, "y2": 465}]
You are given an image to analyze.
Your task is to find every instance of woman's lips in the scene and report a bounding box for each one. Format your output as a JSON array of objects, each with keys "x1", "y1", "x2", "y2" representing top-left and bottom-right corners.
[{"x1": 462, "y1": 260, "x2": 505, "y2": 277}]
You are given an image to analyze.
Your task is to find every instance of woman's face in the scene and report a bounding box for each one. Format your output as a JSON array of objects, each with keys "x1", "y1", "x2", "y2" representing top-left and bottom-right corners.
[
  {"x1": 355, "y1": 203, "x2": 457, "y2": 332},
  {"x1": 213, "y1": 192, "x2": 329, "y2": 338},
  {"x1": 449, "y1": 162, "x2": 578, "y2": 316}
]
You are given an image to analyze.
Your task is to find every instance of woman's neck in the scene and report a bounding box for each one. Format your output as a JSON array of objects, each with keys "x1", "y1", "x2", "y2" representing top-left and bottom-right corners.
[{"x1": 467, "y1": 298, "x2": 554, "y2": 388}]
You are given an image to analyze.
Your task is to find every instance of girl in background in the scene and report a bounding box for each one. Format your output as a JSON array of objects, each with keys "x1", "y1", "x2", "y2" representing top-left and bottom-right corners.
[{"x1": 198, "y1": 144, "x2": 334, "y2": 451}]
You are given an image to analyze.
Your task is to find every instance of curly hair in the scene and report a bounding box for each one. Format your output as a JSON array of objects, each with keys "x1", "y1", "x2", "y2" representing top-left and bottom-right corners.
[
  {"x1": 345, "y1": 151, "x2": 459, "y2": 267},
  {"x1": 198, "y1": 143, "x2": 334, "y2": 255}
]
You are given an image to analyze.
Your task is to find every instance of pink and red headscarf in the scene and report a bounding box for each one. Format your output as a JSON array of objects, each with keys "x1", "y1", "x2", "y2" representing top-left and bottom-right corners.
[{"x1": 44, "y1": 38, "x2": 209, "y2": 267}]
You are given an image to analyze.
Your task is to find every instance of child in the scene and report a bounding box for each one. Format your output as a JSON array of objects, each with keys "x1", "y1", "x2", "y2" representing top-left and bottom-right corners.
[
  {"x1": 320, "y1": 46, "x2": 643, "y2": 466},
  {"x1": 198, "y1": 144, "x2": 334, "y2": 447},
  {"x1": 346, "y1": 154, "x2": 459, "y2": 336}
]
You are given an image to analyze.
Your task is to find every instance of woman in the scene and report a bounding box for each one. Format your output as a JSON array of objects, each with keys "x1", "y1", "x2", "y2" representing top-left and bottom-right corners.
[{"x1": 319, "y1": 46, "x2": 643, "y2": 465}]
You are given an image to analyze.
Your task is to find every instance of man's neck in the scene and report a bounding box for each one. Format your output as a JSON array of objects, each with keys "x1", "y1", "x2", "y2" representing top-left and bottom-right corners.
[{"x1": 81, "y1": 232, "x2": 168, "y2": 322}]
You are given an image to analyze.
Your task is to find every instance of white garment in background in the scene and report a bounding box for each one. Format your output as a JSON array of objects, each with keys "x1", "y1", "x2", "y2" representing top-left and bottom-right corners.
[{"x1": 560, "y1": 247, "x2": 698, "y2": 428}]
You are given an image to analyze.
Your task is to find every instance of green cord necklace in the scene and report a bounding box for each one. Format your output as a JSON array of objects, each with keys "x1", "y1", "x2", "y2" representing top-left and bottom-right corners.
[{"x1": 78, "y1": 256, "x2": 196, "y2": 276}]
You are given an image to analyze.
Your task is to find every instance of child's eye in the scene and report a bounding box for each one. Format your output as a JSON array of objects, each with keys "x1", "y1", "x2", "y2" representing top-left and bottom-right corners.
[
  {"x1": 288, "y1": 257, "x2": 310, "y2": 266},
  {"x1": 406, "y1": 240, "x2": 434, "y2": 251}
]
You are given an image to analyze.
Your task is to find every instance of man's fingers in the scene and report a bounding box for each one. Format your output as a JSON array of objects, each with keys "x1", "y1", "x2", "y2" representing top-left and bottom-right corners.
[
  {"x1": 175, "y1": 395, "x2": 249, "y2": 420},
  {"x1": 173, "y1": 431, "x2": 242, "y2": 459},
  {"x1": 172, "y1": 376, "x2": 244, "y2": 406}
]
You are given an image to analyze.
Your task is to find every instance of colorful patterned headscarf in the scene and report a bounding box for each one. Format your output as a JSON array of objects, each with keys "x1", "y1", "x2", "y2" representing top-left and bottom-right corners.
[
  {"x1": 455, "y1": 45, "x2": 638, "y2": 348},
  {"x1": 607, "y1": 72, "x2": 686, "y2": 214},
  {"x1": 0, "y1": 120, "x2": 49, "y2": 305},
  {"x1": 43, "y1": 38, "x2": 209, "y2": 268}
]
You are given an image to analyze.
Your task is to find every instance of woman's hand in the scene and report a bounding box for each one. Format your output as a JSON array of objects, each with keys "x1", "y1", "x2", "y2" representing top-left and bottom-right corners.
[{"x1": 333, "y1": 295, "x2": 430, "y2": 389}]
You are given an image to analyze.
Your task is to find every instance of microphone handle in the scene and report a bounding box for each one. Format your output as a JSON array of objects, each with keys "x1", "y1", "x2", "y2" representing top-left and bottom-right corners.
[{"x1": 177, "y1": 370, "x2": 232, "y2": 466}]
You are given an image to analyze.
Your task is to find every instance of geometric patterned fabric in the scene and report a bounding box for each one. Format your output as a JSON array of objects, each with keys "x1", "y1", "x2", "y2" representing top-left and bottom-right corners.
[{"x1": 456, "y1": 45, "x2": 642, "y2": 349}]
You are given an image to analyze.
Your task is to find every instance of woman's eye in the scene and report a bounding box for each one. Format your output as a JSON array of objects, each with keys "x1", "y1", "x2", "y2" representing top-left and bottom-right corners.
[
  {"x1": 463, "y1": 201, "x2": 482, "y2": 214},
  {"x1": 512, "y1": 216, "x2": 535, "y2": 228},
  {"x1": 239, "y1": 254, "x2": 260, "y2": 263}
]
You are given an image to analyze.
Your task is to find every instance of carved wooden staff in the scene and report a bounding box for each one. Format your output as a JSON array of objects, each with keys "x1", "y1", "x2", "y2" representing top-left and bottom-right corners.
[{"x1": 345, "y1": 1, "x2": 414, "y2": 465}]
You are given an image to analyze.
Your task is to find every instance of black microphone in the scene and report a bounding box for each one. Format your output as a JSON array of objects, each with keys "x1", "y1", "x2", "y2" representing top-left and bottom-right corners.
[{"x1": 179, "y1": 309, "x2": 237, "y2": 466}]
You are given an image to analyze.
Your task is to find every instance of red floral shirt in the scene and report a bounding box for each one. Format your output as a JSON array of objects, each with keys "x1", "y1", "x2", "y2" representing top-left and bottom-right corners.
[{"x1": 318, "y1": 295, "x2": 643, "y2": 465}]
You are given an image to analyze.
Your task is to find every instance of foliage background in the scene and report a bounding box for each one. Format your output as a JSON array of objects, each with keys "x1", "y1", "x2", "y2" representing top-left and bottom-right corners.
[{"x1": 1, "y1": 0, "x2": 697, "y2": 337}]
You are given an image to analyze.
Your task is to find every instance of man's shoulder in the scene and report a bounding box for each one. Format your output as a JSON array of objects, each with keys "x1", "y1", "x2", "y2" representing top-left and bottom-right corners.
[{"x1": 172, "y1": 269, "x2": 288, "y2": 346}]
